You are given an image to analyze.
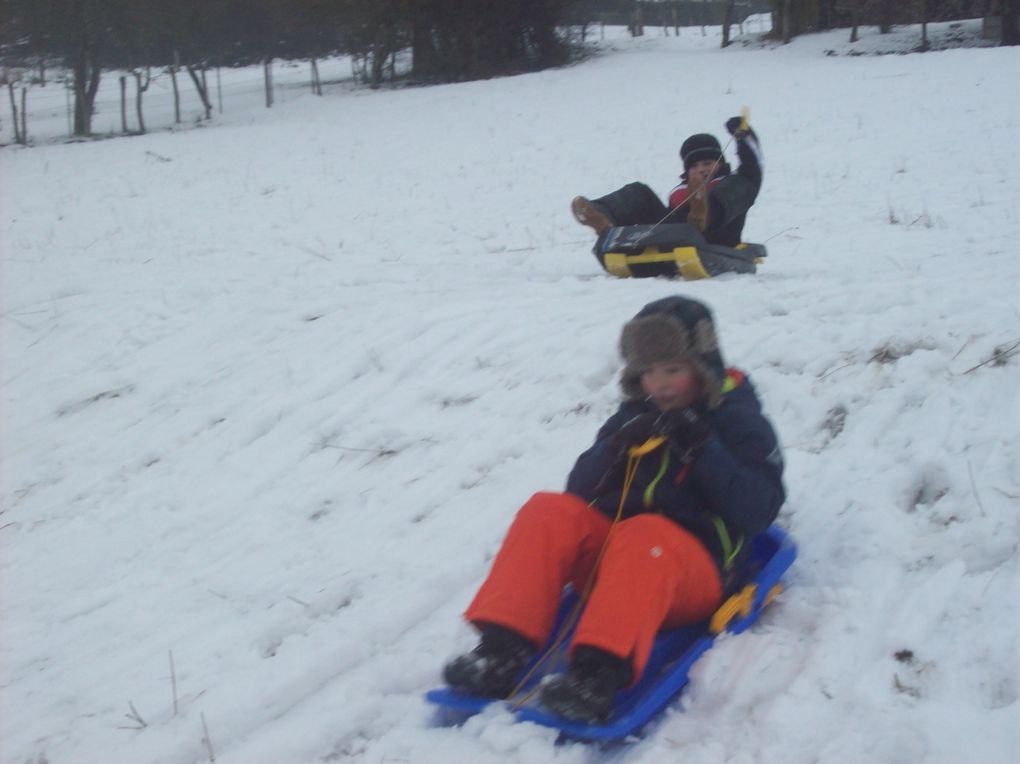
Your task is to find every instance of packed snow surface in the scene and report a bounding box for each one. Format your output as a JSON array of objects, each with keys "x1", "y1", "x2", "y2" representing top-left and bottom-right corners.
[{"x1": 2, "y1": 19, "x2": 1018, "y2": 764}]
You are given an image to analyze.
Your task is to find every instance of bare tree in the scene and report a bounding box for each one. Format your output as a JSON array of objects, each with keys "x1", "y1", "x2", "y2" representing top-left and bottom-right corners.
[
  {"x1": 133, "y1": 67, "x2": 150, "y2": 132},
  {"x1": 186, "y1": 65, "x2": 213, "y2": 120},
  {"x1": 7, "y1": 80, "x2": 27, "y2": 144},
  {"x1": 918, "y1": 0, "x2": 930, "y2": 50},
  {"x1": 722, "y1": 0, "x2": 736, "y2": 46},
  {"x1": 1002, "y1": 0, "x2": 1020, "y2": 45}
]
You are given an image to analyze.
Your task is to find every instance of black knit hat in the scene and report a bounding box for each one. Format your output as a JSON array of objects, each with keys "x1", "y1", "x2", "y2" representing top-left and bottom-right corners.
[
  {"x1": 619, "y1": 296, "x2": 726, "y2": 408},
  {"x1": 680, "y1": 133, "x2": 723, "y2": 171}
]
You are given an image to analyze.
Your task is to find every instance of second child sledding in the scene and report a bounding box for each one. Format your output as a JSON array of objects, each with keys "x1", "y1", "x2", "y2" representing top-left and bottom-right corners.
[
  {"x1": 442, "y1": 295, "x2": 785, "y2": 724},
  {"x1": 573, "y1": 114, "x2": 768, "y2": 280}
]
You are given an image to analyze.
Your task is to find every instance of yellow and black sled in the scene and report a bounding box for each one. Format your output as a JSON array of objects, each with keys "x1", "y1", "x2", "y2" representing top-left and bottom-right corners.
[{"x1": 593, "y1": 224, "x2": 766, "y2": 280}]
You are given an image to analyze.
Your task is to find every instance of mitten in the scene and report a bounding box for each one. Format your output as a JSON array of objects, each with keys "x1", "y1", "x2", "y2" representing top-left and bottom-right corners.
[
  {"x1": 654, "y1": 407, "x2": 711, "y2": 462},
  {"x1": 610, "y1": 413, "x2": 659, "y2": 457},
  {"x1": 725, "y1": 115, "x2": 750, "y2": 139}
]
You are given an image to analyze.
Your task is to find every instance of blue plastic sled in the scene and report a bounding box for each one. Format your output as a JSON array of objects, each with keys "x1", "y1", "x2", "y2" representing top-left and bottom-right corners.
[{"x1": 426, "y1": 525, "x2": 796, "y2": 742}]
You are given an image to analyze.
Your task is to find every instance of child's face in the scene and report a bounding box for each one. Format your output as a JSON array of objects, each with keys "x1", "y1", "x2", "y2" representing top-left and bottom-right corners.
[
  {"x1": 688, "y1": 159, "x2": 718, "y2": 182},
  {"x1": 640, "y1": 362, "x2": 702, "y2": 411}
]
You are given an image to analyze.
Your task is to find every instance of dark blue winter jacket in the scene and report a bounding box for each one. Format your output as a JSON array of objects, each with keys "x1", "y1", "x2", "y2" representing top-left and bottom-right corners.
[{"x1": 566, "y1": 369, "x2": 784, "y2": 589}]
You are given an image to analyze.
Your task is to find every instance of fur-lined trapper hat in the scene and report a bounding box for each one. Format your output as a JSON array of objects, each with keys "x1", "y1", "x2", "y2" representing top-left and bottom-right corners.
[{"x1": 619, "y1": 296, "x2": 726, "y2": 408}]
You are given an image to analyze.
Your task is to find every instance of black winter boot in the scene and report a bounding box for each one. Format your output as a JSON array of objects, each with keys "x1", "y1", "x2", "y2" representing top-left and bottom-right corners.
[
  {"x1": 443, "y1": 623, "x2": 535, "y2": 699},
  {"x1": 540, "y1": 646, "x2": 632, "y2": 724}
]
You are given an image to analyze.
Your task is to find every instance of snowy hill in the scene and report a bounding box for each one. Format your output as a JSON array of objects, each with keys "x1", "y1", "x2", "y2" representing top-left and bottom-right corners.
[{"x1": 1, "y1": 20, "x2": 1018, "y2": 764}]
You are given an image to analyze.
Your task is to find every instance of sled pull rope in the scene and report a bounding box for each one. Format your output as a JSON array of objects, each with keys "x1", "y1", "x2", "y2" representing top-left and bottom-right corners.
[
  {"x1": 507, "y1": 439, "x2": 661, "y2": 708},
  {"x1": 638, "y1": 107, "x2": 751, "y2": 245}
]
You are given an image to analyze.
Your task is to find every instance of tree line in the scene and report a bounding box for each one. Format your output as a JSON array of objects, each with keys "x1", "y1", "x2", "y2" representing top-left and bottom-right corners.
[
  {"x1": 0, "y1": 0, "x2": 594, "y2": 136},
  {"x1": 767, "y1": 0, "x2": 1018, "y2": 46},
  {"x1": 2, "y1": 0, "x2": 1015, "y2": 140}
]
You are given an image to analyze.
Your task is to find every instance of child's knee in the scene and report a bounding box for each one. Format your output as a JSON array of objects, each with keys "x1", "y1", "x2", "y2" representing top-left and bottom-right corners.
[
  {"x1": 614, "y1": 514, "x2": 677, "y2": 543},
  {"x1": 515, "y1": 491, "x2": 593, "y2": 525}
]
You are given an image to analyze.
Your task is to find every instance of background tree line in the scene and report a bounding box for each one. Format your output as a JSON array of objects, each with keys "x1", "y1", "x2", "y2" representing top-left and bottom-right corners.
[
  {"x1": 0, "y1": 0, "x2": 590, "y2": 136},
  {"x1": 768, "y1": 0, "x2": 1018, "y2": 45},
  {"x1": 2, "y1": 0, "x2": 1015, "y2": 139}
]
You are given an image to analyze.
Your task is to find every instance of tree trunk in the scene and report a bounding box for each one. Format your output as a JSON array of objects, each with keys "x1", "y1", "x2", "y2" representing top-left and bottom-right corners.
[
  {"x1": 878, "y1": 0, "x2": 892, "y2": 33},
  {"x1": 919, "y1": 0, "x2": 929, "y2": 51},
  {"x1": 170, "y1": 51, "x2": 181, "y2": 123},
  {"x1": 722, "y1": 0, "x2": 735, "y2": 47},
  {"x1": 8, "y1": 83, "x2": 24, "y2": 144},
  {"x1": 411, "y1": 18, "x2": 437, "y2": 78},
  {"x1": 134, "y1": 68, "x2": 149, "y2": 134},
  {"x1": 630, "y1": 3, "x2": 644, "y2": 37},
  {"x1": 1003, "y1": 0, "x2": 1020, "y2": 45},
  {"x1": 263, "y1": 59, "x2": 273, "y2": 107},
  {"x1": 120, "y1": 75, "x2": 128, "y2": 133},
  {"x1": 310, "y1": 57, "x2": 322, "y2": 95},
  {"x1": 186, "y1": 65, "x2": 213, "y2": 120},
  {"x1": 850, "y1": 0, "x2": 860, "y2": 42},
  {"x1": 369, "y1": 47, "x2": 384, "y2": 88},
  {"x1": 782, "y1": 0, "x2": 792, "y2": 43},
  {"x1": 19, "y1": 85, "x2": 26, "y2": 141},
  {"x1": 20, "y1": 86, "x2": 27, "y2": 142},
  {"x1": 72, "y1": 47, "x2": 101, "y2": 136}
]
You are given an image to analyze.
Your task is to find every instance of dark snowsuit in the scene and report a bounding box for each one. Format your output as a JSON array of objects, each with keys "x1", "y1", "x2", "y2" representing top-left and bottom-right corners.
[{"x1": 590, "y1": 128, "x2": 764, "y2": 247}]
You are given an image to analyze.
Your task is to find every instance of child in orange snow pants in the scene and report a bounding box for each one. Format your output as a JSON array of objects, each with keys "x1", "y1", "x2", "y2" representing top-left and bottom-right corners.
[
  {"x1": 466, "y1": 490, "x2": 722, "y2": 683},
  {"x1": 443, "y1": 295, "x2": 785, "y2": 723}
]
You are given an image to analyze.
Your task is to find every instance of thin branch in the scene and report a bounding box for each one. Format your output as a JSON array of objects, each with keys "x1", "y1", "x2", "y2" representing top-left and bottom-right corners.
[
  {"x1": 763, "y1": 226, "x2": 801, "y2": 243},
  {"x1": 819, "y1": 362, "x2": 854, "y2": 380},
  {"x1": 321, "y1": 444, "x2": 398, "y2": 457},
  {"x1": 951, "y1": 335, "x2": 975, "y2": 361},
  {"x1": 961, "y1": 339, "x2": 1020, "y2": 375},
  {"x1": 967, "y1": 459, "x2": 986, "y2": 518},
  {"x1": 169, "y1": 650, "x2": 179, "y2": 717},
  {"x1": 119, "y1": 700, "x2": 148, "y2": 729},
  {"x1": 201, "y1": 712, "x2": 217, "y2": 763}
]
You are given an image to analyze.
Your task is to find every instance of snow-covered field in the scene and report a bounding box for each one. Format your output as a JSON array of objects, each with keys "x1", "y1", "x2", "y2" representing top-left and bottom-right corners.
[{"x1": 2, "y1": 19, "x2": 1018, "y2": 764}]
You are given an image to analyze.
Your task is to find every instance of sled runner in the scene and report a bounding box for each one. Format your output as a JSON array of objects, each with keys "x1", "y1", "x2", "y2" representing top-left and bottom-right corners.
[
  {"x1": 593, "y1": 223, "x2": 766, "y2": 280},
  {"x1": 426, "y1": 524, "x2": 796, "y2": 742}
]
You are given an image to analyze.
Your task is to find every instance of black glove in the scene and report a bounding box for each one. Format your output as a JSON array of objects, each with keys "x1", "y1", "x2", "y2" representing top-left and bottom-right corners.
[
  {"x1": 610, "y1": 413, "x2": 659, "y2": 457},
  {"x1": 725, "y1": 115, "x2": 750, "y2": 139},
  {"x1": 654, "y1": 407, "x2": 711, "y2": 463}
]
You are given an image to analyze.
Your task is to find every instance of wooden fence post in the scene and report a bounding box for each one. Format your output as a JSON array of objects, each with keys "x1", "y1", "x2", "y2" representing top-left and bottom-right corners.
[
  {"x1": 310, "y1": 57, "x2": 322, "y2": 95},
  {"x1": 170, "y1": 50, "x2": 181, "y2": 123},
  {"x1": 264, "y1": 59, "x2": 273, "y2": 108},
  {"x1": 19, "y1": 85, "x2": 26, "y2": 142},
  {"x1": 8, "y1": 82, "x2": 24, "y2": 144},
  {"x1": 120, "y1": 75, "x2": 128, "y2": 133}
]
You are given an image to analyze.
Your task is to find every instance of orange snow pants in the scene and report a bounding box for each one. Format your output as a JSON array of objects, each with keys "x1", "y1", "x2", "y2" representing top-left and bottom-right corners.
[{"x1": 465, "y1": 491, "x2": 723, "y2": 682}]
